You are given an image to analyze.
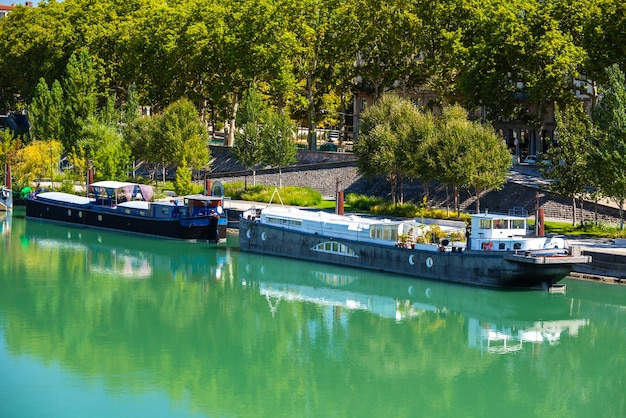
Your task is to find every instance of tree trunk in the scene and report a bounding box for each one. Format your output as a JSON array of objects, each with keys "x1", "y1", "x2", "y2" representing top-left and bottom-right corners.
[
  {"x1": 580, "y1": 199, "x2": 585, "y2": 225},
  {"x1": 473, "y1": 185, "x2": 481, "y2": 214},
  {"x1": 454, "y1": 185, "x2": 461, "y2": 218},
  {"x1": 422, "y1": 180, "x2": 431, "y2": 205},
  {"x1": 307, "y1": 73, "x2": 316, "y2": 151},
  {"x1": 572, "y1": 196, "x2": 577, "y2": 226}
]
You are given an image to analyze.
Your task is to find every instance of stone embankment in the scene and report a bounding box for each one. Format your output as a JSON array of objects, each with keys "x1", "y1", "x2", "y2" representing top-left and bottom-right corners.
[{"x1": 208, "y1": 146, "x2": 626, "y2": 282}]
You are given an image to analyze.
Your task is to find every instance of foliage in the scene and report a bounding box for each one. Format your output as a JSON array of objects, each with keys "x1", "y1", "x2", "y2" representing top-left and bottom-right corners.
[
  {"x1": 13, "y1": 139, "x2": 62, "y2": 186},
  {"x1": 62, "y1": 49, "x2": 98, "y2": 151},
  {"x1": 591, "y1": 64, "x2": 626, "y2": 229},
  {"x1": 156, "y1": 98, "x2": 210, "y2": 173},
  {"x1": 260, "y1": 111, "x2": 297, "y2": 188},
  {"x1": 79, "y1": 119, "x2": 131, "y2": 181},
  {"x1": 544, "y1": 103, "x2": 595, "y2": 225},
  {"x1": 29, "y1": 78, "x2": 63, "y2": 142},
  {"x1": 344, "y1": 192, "x2": 471, "y2": 222},
  {"x1": 434, "y1": 105, "x2": 510, "y2": 216},
  {"x1": 233, "y1": 84, "x2": 267, "y2": 187},
  {"x1": 174, "y1": 157, "x2": 194, "y2": 196},
  {"x1": 355, "y1": 93, "x2": 427, "y2": 204}
]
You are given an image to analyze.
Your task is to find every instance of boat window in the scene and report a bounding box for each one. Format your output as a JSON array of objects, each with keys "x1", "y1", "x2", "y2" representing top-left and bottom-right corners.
[
  {"x1": 493, "y1": 219, "x2": 508, "y2": 229},
  {"x1": 313, "y1": 241, "x2": 357, "y2": 257},
  {"x1": 370, "y1": 225, "x2": 398, "y2": 241},
  {"x1": 510, "y1": 219, "x2": 525, "y2": 229},
  {"x1": 479, "y1": 219, "x2": 492, "y2": 229},
  {"x1": 266, "y1": 216, "x2": 301, "y2": 227}
]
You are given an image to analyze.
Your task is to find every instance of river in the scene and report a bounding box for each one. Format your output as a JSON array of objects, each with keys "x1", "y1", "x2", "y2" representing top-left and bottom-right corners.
[{"x1": 1, "y1": 208, "x2": 625, "y2": 418}]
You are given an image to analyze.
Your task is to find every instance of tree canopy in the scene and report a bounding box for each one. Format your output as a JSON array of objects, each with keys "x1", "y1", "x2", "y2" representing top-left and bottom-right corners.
[{"x1": 356, "y1": 97, "x2": 511, "y2": 214}]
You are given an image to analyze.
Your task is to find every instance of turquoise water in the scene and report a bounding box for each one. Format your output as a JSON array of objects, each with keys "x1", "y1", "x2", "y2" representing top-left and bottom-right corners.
[{"x1": 1, "y1": 208, "x2": 625, "y2": 418}]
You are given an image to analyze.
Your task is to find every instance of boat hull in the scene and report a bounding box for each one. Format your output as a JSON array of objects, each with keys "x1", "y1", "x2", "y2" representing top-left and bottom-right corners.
[
  {"x1": 26, "y1": 196, "x2": 227, "y2": 242},
  {"x1": 239, "y1": 217, "x2": 585, "y2": 289}
]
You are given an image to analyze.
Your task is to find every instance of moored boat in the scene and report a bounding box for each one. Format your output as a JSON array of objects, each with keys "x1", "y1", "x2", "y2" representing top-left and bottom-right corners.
[
  {"x1": 25, "y1": 180, "x2": 228, "y2": 242},
  {"x1": 238, "y1": 205, "x2": 592, "y2": 289}
]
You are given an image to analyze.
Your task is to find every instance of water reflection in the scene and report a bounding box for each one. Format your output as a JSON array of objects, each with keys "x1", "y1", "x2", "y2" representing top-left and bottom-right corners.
[
  {"x1": 0, "y1": 211, "x2": 9, "y2": 235},
  {"x1": 4, "y1": 214, "x2": 626, "y2": 417},
  {"x1": 22, "y1": 220, "x2": 229, "y2": 281},
  {"x1": 239, "y1": 251, "x2": 590, "y2": 355}
]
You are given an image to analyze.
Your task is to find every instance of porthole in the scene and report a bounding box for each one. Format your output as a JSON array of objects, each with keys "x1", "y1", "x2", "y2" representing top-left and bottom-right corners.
[
  {"x1": 246, "y1": 229, "x2": 251, "y2": 239},
  {"x1": 409, "y1": 254, "x2": 415, "y2": 265},
  {"x1": 67, "y1": 209, "x2": 72, "y2": 216},
  {"x1": 426, "y1": 257, "x2": 434, "y2": 268},
  {"x1": 261, "y1": 232, "x2": 267, "y2": 241},
  {"x1": 78, "y1": 211, "x2": 83, "y2": 218},
  {"x1": 98, "y1": 215, "x2": 103, "y2": 222}
]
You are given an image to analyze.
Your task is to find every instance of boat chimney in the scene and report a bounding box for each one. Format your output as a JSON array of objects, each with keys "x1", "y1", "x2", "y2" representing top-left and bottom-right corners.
[
  {"x1": 87, "y1": 168, "x2": 94, "y2": 186},
  {"x1": 484, "y1": 208, "x2": 488, "y2": 215},
  {"x1": 536, "y1": 208, "x2": 545, "y2": 236},
  {"x1": 336, "y1": 190, "x2": 344, "y2": 215},
  {"x1": 205, "y1": 179, "x2": 211, "y2": 196}
]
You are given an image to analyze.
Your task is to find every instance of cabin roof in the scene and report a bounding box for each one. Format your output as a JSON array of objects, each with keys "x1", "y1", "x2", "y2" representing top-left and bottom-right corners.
[
  {"x1": 117, "y1": 201, "x2": 151, "y2": 210},
  {"x1": 262, "y1": 206, "x2": 394, "y2": 227},
  {"x1": 90, "y1": 181, "x2": 140, "y2": 189},
  {"x1": 36, "y1": 192, "x2": 91, "y2": 205}
]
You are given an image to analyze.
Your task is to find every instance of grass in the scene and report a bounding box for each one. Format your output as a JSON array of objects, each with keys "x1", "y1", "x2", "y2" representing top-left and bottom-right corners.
[
  {"x1": 537, "y1": 220, "x2": 626, "y2": 239},
  {"x1": 224, "y1": 182, "x2": 323, "y2": 207}
]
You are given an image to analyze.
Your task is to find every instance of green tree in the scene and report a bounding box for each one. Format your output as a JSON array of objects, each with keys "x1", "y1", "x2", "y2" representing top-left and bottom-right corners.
[
  {"x1": 233, "y1": 84, "x2": 268, "y2": 188},
  {"x1": 62, "y1": 49, "x2": 98, "y2": 151},
  {"x1": 434, "y1": 106, "x2": 473, "y2": 217},
  {"x1": 79, "y1": 119, "x2": 131, "y2": 181},
  {"x1": 400, "y1": 109, "x2": 438, "y2": 203},
  {"x1": 174, "y1": 157, "x2": 194, "y2": 196},
  {"x1": 155, "y1": 99, "x2": 210, "y2": 182},
  {"x1": 432, "y1": 105, "x2": 509, "y2": 217},
  {"x1": 261, "y1": 111, "x2": 297, "y2": 189},
  {"x1": 122, "y1": 82, "x2": 140, "y2": 126},
  {"x1": 13, "y1": 139, "x2": 62, "y2": 187},
  {"x1": 29, "y1": 78, "x2": 64, "y2": 142},
  {"x1": 543, "y1": 104, "x2": 595, "y2": 225},
  {"x1": 465, "y1": 122, "x2": 511, "y2": 214},
  {"x1": 355, "y1": 94, "x2": 425, "y2": 204},
  {"x1": 0, "y1": 2, "x2": 72, "y2": 105},
  {"x1": 123, "y1": 116, "x2": 158, "y2": 179},
  {"x1": 591, "y1": 64, "x2": 626, "y2": 229}
]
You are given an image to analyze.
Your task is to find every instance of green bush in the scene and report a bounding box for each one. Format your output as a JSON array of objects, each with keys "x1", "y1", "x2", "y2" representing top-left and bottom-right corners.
[{"x1": 344, "y1": 193, "x2": 470, "y2": 221}]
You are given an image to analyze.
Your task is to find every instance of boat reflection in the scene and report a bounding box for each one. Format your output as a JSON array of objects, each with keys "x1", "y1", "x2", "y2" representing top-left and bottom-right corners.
[
  {"x1": 239, "y1": 252, "x2": 589, "y2": 354},
  {"x1": 22, "y1": 221, "x2": 229, "y2": 280}
]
